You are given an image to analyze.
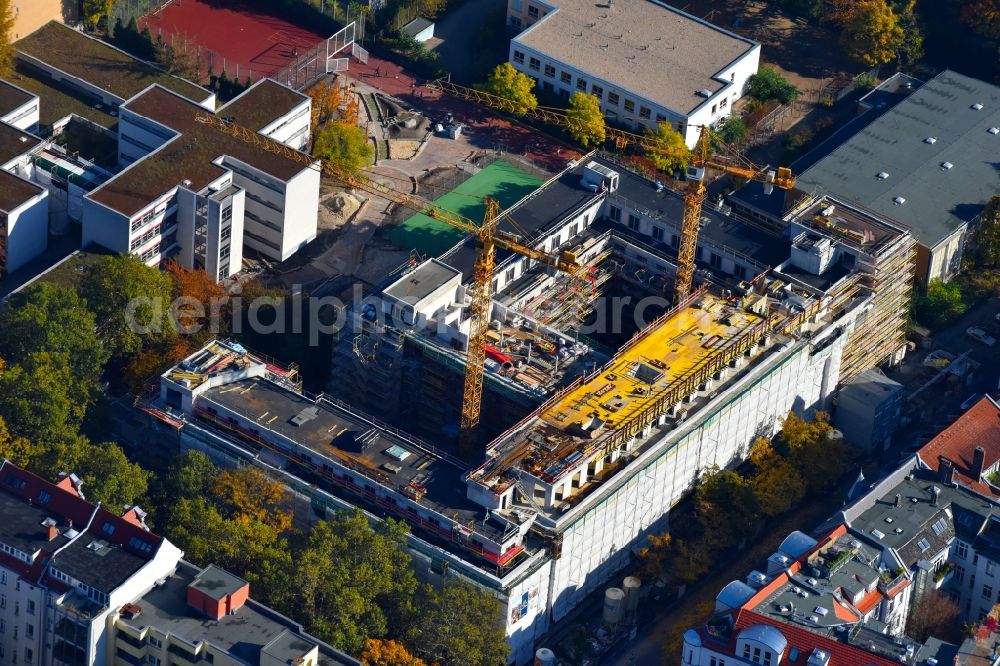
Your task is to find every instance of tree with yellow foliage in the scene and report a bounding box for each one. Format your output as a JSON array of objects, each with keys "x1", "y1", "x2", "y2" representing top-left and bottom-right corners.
[
  {"x1": 0, "y1": 0, "x2": 14, "y2": 77},
  {"x1": 309, "y1": 79, "x2": 346, "y2": 129},
  {"x1": 213, "y1": 466, "x2": 293, "y2": 533},
  {"x1": 361, "y1": 639, "x2": 426, "y2": 666},
  {"x1": 566, "y1": 92, "x2": 606, "y2": 147},
  {"x1": 841, "y1": 0, "x2": 905, "y2": 66}
]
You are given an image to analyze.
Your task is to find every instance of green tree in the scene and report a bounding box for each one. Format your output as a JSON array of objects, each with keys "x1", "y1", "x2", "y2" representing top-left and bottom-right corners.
[
  {"x1": 747, "y1": 67, "x2": 799, "y2": 104},
  {"x1": 81, "y1": 255, "x2": 176, "y2": 357},
  {"x1": 409, "y1": 578, "x2": 509, "y2": 666},
  {"x1": 969, "y1": 195, "x2": 1000, "y2": 268},
  {"x1": 913, "y1": 279, "x2": 968, "y2": 329},
  {"x1": 277, "y1": 510, "x2": 417, "y2": 654},
  {"x1": 645, "y1": 122, "x2": 690, "y2": 172},
  {"x1": 0, "y1": 353, "x2": 78, "y2": 441},
  {"x1": 82, "y1": 0, "x2": 114, "y2": 29},
  {"x1": 715, "y1": 115, "x2": 749, "y2": 146},
  {"x1": 695, "y1": 468, "x2": 760, "y2": 550},
  {"x1": 0, "y1": 283, "x2": 110, "y2": 409},
  {"x1": 0, "y1": 414, "x2": 35, "y2": 468},
  {"x1": 780, "y1": 411, "x2": 850, "y2": 492},
  {"x1": 481, "y1": 63, "x2": 538, "y2": 116},
  {"x1": 842, "y1": 0, "x2": 905, "y2": 66},
  {"x1": 749, "y1": 438, "x2": 806, "y2": 516},
  {"x1": 0, "y1": 0, "x2": 14, "y2": 77},
  {"x1": 566, "y1": 92, "x2": 606, "y2": 147},
  {"x1": 895, "y1": 0, "x2": 924, "y2": 66},
  {"x1": 75, "y1": 441, "x2": 150, "y2": 511},
  {"x1": 313, "y1": 121, "x2": 375, "y2": 176}
]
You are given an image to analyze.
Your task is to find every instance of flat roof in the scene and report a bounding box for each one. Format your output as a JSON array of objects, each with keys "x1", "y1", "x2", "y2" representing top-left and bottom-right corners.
[
  {"x1": 16, "y1": 22, "x2": 210, "y2": 104},
  {"x1": 0, "y1": 79, "x2": 35, "y2": 117},
  {"x1": 539, "y1": 293, "x2": 762, "y2": 431},
  {"x1": 7, "y1": 61, "x2": 118, "y2": 128},
  {"x1": 513, "y1": 0, "x2": 757, "y2": 114},
  {"x1": 191, "y1": 564, "x2": 247, "y2": 600},
  {"x1": 383, "y1": 258, "x2": 460, "y2": 302},
  {"x1": 218, "y1": 79, "x2": 308, "y2": 131},
  {"x1": 796, "y1": 70, "x2": 1000, "y2": 247},
  {"x1": 88, "y1": 84, "x2": 311, "y2": 216},
  {"x1": 0, "y1": 170, "x2": 44, "y2": 213},
  {"x1": 0, "y1": 119, "x2": 40, "y2": 165}
]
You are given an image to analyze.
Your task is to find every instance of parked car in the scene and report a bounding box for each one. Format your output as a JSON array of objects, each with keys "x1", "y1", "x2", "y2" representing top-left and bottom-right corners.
[{"x1": 966, "y1": 326, "x2": 997, "y2": 347}]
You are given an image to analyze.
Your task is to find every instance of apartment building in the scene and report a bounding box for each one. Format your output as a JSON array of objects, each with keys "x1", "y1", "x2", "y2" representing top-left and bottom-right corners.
[
  {"x1": 505, "y1": 0, "x2": 760, "y2": 147},
  {"x1": 83, "y1": 80, "x2": 317, "y2": 280},
  {"x1": 0, "y1": 461, "x2": 183, "y2": 666}
]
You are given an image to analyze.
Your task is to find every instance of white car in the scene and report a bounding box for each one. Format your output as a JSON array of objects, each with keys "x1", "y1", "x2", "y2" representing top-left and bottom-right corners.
[{"x1": 967, "y1": 326, "x2": 997, "y2": 347}]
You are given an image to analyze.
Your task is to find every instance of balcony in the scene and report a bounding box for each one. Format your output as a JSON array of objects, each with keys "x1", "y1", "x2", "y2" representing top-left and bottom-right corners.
[
  {"x1": 167, "y1": 643, "x2": 200, "y2": 664},
  {"x1": 933, "y1": 562, "x2": 955, "y2": 589}
]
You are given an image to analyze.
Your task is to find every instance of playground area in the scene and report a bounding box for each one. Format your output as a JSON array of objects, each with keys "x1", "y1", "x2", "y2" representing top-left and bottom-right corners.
[
  {"x1": 387, "y1": 161, "x2": 543, "y2": 258},
  {"x1": 139, "y1": 0, "x2": 350, "y2": 84}
]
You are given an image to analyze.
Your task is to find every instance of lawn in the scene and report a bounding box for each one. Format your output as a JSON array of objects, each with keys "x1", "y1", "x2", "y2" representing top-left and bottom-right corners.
[{"x1": 388, "y1": 161, "x2": 543, "y2": 258}]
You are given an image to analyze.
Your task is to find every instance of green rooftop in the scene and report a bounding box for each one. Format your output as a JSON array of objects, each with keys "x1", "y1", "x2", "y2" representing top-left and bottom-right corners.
[{"x1": 7, "y1": 61, "x2": 117, "y2": 130}]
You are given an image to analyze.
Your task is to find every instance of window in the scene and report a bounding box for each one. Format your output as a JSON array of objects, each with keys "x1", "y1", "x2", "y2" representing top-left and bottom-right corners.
[
  {"x1": 627, "y1": 213, "x2": 640, "y2": 231},
  {"x1": 0, "y1": 619, "x2": 5, "y2": 633},
  {"x1": 528, "y1": 57, "x2": 540, "y2": 71},
  {"x1": 735, "y1": 265, "x2": 747, "y2": 280},
  {"x1": 956, "y1": 565, "x2": 966, "y2": 584},
  {"x1": 656, "y1": 113, "x2": 667, "y2": 122},
  {"x1": 983, "y1": 584, "x2": 993, "y2": 600},
  {"x1": 26, "y1": 600, "x2": 34, "y2": 616},
  {"x1": 25, "y1": 624, "x2": 32, "y2": 639},
  {"x1": 710, "y1": 253, "x2": 722, "y2": 269},
  {"x1": 576, "y1": 77, "x2": 587, "y2": 91},
  {"x1": 128, "y1": 536, "x2": 153, "y2": 554},
  {"x1": 639, "y1": 105, "x2": 651, "y2": 119},
  {"x1": 720, "y1": 97, "x2": 728, "y2": 109},
  {"x1": 671, "y1": 234, "x2": 680, "y2": 249},
  {"x1": 652, "y1": 226, "x2": 665, "y2": 242},
  {"x1": 753, "y1": 648, "x2": 761, "y2": 663},
  {"x1": 623, "y1": 99, "x2": 635, "y2": 113},
  {"x1": 711, "y1": 104, "x2": 718, "y2": 114},
  {"x1": 544, "y1": 64, "x2": 555, "y2": 78},
  {"x1": 221, "y1": 205, "x2": 232, "y2": 224},
  {"x1": 988, "y1": 561, "x2": 996, "y2": 577},
  {"x1": 542, "y1": 81, "x2": 553, "y2": 92},
  {"x1": 148, "y1": 658, "x2": 161, "y2": 666},
  {"x1": 917, "y1": 538, "x2": 931, "y2": 551},
  {"x1": 560, "y1": 71, "x2": 571, "y2": 84},
  {"x1": 763, "y1": 652, "x2": 772, "y2": 666},
  {"x1": 511, "y1": 16, "x2": 522, "y2": 28},
  {"x1": 102, "y1": 521, "x2": 116, "y2": 536},
  {"x1": 591, "y1": 84, "x2": 603, "y2": 99},
  {"x1": 528, "y1": 4, "x2": 539, "y2": 17},
  {"x1": 23, "y1": 648, "x2": 31, "y2": 664},
  {"x1": 743, "y1": 644, "x2": 751, "y2": 659},
  {"x1": 221, "y1": 226, "x2": 232, "y2": 241},
  {"x1": 513, "y1": 50, "x2": 525, "y2": 64},
  {"x1": 37, "y1": 490, "x2": 50, "y2": 505},
  {"x1": 148, "y1": 636, "x2": 162, "y2": 649},
  {"x1": 957, "y1": 541, "x2": 969, "y2": 559},
  {"x1": 608, "y1": 205, "x2": 621, "y2": 222},
  {"x1": 608, "y1": 92, "x2": 620, "y2": 106}
]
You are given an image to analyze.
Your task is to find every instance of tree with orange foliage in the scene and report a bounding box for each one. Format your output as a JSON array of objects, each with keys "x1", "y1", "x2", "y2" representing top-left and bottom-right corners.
[
  {"x1": 961, "y1": 0, "x2": 1000, "y2": 39},
  {"x1": 212, "y1": 466, "x2": 293, "y2": 533},
  {"x1": 165, "y1": 260, "x2": 228, "y2": 337},
  {"x1": 361, "y1": 639, "x2": 426, "y2": 666},
  {"x1": 309, "y1": 79, "x2": 345, "y2": 129},
  {"x1": 123, "y1": 337, "x2": 194, "y2": 396}
]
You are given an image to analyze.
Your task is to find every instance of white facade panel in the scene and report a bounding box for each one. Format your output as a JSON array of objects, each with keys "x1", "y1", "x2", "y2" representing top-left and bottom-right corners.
[{"x1": 4, "y1": 188, "x2": 48, "y2": 273}]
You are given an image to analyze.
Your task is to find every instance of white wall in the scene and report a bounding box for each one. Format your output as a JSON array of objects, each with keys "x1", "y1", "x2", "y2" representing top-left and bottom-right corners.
[
  {"x1": 259, "y1": 100, "x2": 312, "y2": 152},
  {"x1": 1, "y1": 90, "x2": 40, "y2": 131},
  {"x1": 926, "y1": 225, "x2": 967, "y2": 284},
  {"x1": 0, "y1": 565, "x2": 47, "y2": 666},
  {"x1": 118, "y1": 108, "x2": 177, "y2": 167},
  {"x1": 5, "y1": 187, "x2": 48, "y2": 273},
  {"x1": 82, "y1": 197, "x2": 131, "y2": 254},
  {"x1": 278, "y1": 166, "x2": 320, "y2": 261}
]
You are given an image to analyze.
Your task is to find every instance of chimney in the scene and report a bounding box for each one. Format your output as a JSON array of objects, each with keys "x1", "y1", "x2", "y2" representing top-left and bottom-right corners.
[
  {"x1": 939, "y1": 456, "x2": 955, "y2": 485},
  {"x1": 972, "y1": 446, "x2": 987, "y2": 483},
  {"x1": 43, "y1": 518, "x2": 58, "y2": 541},
  {"x1": 894, "y1": 494, "x2": 901, "y2": 507},
  {"x1": 930, "y1": 486, "x2": 940, "y2": 507}
]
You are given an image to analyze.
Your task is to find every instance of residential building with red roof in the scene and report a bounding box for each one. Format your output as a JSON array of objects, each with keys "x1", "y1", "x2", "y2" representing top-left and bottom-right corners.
[{"x1": 917, "y1": 396, "x2": 1000, "y2": 500}]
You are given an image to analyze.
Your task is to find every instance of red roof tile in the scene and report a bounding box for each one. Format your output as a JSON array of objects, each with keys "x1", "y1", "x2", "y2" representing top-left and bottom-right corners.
[{"x1": 918, "y1": 396, "x2": 1000, "y2": 497}]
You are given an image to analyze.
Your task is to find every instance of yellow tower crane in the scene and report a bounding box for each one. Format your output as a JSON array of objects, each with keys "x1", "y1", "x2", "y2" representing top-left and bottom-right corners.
[
  {"x1": 427, "y1": 79, "x2": 796, "y2": 303},
  {"x1": 193, "y1": 113, "x2": 582, "y2": 450},
  {"x1": 675, "y1": 127, "x2": 795, "y2": 302}
]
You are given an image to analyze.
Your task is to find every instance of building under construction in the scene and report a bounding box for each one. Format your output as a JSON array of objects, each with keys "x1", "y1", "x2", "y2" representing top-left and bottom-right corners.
[{"x1": 143, "y1": 158, "x2": 915, "y2": 665}]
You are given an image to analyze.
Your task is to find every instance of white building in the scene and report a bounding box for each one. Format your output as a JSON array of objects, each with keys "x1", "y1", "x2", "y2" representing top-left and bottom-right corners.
[
  {"x1": 83, "y1": 80, "x2": 318, "y2": 281},
  {"x1": 0, "y1": 461, "x2": 184, "y2": 666},
  {"x1": 0, "y1": 88, "x2": 48, "y2": 276},
  {"x1": 505, "y1": 0, "x2": 760, "y2": 147}
]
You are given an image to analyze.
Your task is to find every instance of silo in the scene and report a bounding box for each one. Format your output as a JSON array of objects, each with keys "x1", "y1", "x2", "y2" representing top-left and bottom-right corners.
[
  {"x1": 534, "y1": 647, "x2": 556, "y2": 666},
  {"x1": 603, "y1": 587, "x2": 625, "y2": 625},
  {"x1": 623, "y1": 576, "x2": 642, "y2": 613}
]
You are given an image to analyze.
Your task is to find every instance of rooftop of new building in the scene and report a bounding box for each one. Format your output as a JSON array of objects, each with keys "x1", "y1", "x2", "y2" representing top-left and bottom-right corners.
[
  {"x1": 119, "y1": 560, "x2": 358, "y2": 666},
  {"x1": 15, "y1": 22, "x2": 211, "y2": 104},
  {"x1": 0, "y1": 79, "x2": 35, "y2": 117},
  {"x1": 792, "y1": 71, "x2": 1000, "y2": 247},
  {"x1": 0, "y1": 118, "x2": 40, "y2": 165},
  {"x1": 0, "y1": 171, "x2": 44, "y2": 213},
  {"x1": 383, "y1": 258, "x2": 461, "y2": 303},
  {"x1": 917, "y1": 396, "x2": 1000, "y2": 498},
  {"x1": 512, "y1": 0, "x2": 757, "y2": 115},
  {"x1": 216, "y1": 79, "x2": 308, "y2": 131},
  {"x1": 0, "y1": 461, "x2": 164, "y2": 594},
  {"x1": 88, "y1": 82, "x2": 311, "y2": 216},
  {"x1": 788, "y1": 197, "x2": 910, "y2": 255}
]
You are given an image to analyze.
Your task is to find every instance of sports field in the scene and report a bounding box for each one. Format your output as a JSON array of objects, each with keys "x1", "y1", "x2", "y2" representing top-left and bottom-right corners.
[{"x1": 389, "y1": 161, "x2": 543, "y2": 258}]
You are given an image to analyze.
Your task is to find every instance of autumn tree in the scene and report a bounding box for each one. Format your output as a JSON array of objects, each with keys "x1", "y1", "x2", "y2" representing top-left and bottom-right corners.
[
  {"x1": 961, "y1": 0, "x2": 1000, "y2": 39},
  {"x1": 313, "y1": 121, "x2": 374, "y2": 175},
  {"x1": 696, "y1": 467, "x2": 761, "y2": 550},
  {"x1": 715, "y1": 115, "x2": 749, "y2": 146},
  {"x1": 668, "y1": 538, "x2": 710, "y2": 584},
  {"x1": 82, "y1": 0, "x2": 114, "y2": 29},
  {"x1": 0, "y1": 0, "x2": 14, "y2": 77},
  {"x1": 566, "y1": 92, "x2": 606, "y2": 147},
  {"x1": 165, "y1": 260, "x2": 228, "y2": 336},
  {"x1": 645, "y1": 122, "x2": 690, "y2": 173},
  {"x1": 842, "y1": 0, "x2": 905, "y2": 66},
  {"x1": 212, "y1": 466, "x2": 292, "y2": 533},
  {"x1": 0, "y1": 414, "x2": 35, "y2": 468},
  {"x1": 309, "y1": 79, "x2": 346, "y2": 128},
  {"x1": 906, "y1": 590, "x2": 962, "y2": 643},
  {"x1": 408, "y1": 578, "x2": 510, "y2": 666},
  {"x1": 481, "y1": 63, "x2": 538, "y2": 116},
  {"x1": 638, "y1": 531, "x2": 673, "y2": 580},
  {"x1": 749, "y1": 437, "x2": 806, "y2": 516},
  {"x1": 362, "y1": 639, "x2": 426, "y2": 666},
  {"x1": 779, "y1": 411, "x2": 850, "y2": 492}
]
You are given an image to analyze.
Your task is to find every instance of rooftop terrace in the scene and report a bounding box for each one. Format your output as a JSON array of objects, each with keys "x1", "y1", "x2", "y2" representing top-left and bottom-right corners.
[
  {"x1": 513, "y1": 0, "x2": 757, "y2": 115},
  {"x1": 16, "y1": 22, "x2": 210, "y2": 104}
]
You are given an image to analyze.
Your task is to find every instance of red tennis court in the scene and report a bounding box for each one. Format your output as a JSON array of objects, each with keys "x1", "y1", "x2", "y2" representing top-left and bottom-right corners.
[{"x1": 140, "y1": 0, "x2": 328, "y2": 81}]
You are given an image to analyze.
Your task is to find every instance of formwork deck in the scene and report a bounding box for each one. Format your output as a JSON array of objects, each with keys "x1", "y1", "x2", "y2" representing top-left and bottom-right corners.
[{"x1": 539, "y1": 295, "x2": 763, "y2": 432}]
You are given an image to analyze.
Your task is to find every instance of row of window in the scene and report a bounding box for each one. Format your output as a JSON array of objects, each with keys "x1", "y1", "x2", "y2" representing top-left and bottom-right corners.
[
  {"x1": 244, "y1": 189, "x2": 283, "y2": 214},
  {"x1": 125, "y1": 114, "x2": 175, "y2": 142},
  {"x1": 6, "y1": 104, "x2": 38, "y2": 126},
  {"x1": 0, "y1": 646, "x2": 33, "y2": 663},
  {"x1": 243, "y1": 229, "x2": 281, "y2": 252},
  {"x1": 119, "y1": 132, "x2": 156, "y2": 156},
  {"x1": 227, "y1": 162, "x2": 284, "y2": 195}
]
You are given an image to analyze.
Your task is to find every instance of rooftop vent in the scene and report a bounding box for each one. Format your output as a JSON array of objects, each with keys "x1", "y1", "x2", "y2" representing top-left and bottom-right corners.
[
  {"x1": 814, "y1": 606, "x2": 829, "y2": 616},
  {"x1": 871, "y1": 529, "x2": 886, "y2": 539},
  {"x1": 895, "y1": 528, "x2": 903, "y2": 534},
  {"x1": 941, "y1": 161, "x2": 954, "y2": 170},
  {"x1": 892, "y1": 196, "x2": 906, "y2": 205},
  {"x1": 972, "y1": 103, "x2": 984, "y2": 110},
  {"x1": 884, "y1": 517, "x2": 893, "y2": 523},
  {"x1": 990, "y1": 127, "x2": 1000, "y2": 135},
  {"x1": 924, "y1": 136, "x2": 937, "y2": 144},
  {"x1": 290, "y1": 406, "x2": 320, "y2": 426},
  {"x1": 697, "y1": 88, "x2": 712, "y2": 98},
  {"x1": 877, "y1": 171, "x2": 889, "y2": 180}
]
